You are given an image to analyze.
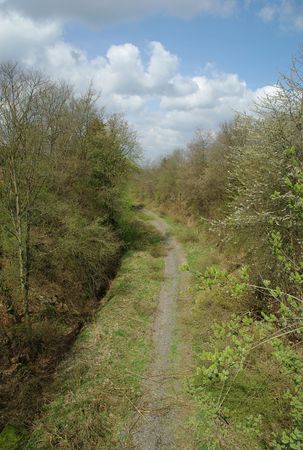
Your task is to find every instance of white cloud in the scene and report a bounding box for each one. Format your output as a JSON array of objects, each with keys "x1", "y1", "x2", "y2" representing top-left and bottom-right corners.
[
  {"x1": 8, "y1": 0, "x2": 301, "y2": 30},
  {"x1": 259, "y1": 6, "x2": 276, "y2": 22},
  {"x1": 145, "y1": 42, "x2": 178, "y2": 93},
  {"x1": 0, "y1": 11, "x2": 273, "y2": 158},
  {"x1": 160, "y1": 73, "x2": 249, "y2": 111},
  {"x1": 0, "y1": 12, "x2": 61, "y2": 61},
  {"x1": 1, "y1": 0, "x2": 236, "y2": 25},
  {"x1": 258, "y1": 1, "x2": 303, "y2": 30}
]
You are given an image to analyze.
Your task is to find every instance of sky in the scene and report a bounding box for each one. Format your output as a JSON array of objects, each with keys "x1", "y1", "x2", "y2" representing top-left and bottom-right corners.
[{"x1": 0, "y1": 1, "x2": 302, "y2": 158}]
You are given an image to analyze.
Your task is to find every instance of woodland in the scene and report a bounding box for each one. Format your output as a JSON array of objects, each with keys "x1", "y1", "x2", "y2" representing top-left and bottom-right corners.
[{"x1": 1, "y1": 53, "x2": 303, "y2": 449}]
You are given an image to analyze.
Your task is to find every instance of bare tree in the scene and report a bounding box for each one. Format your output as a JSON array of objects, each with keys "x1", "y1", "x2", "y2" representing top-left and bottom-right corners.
[{"x1": 0, "y1": 63, "x2": 52, "y2": 340}]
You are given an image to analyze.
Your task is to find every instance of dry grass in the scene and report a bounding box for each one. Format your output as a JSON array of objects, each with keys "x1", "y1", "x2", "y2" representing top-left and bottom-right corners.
[
  {"x1": 26, "y1": 221, "x2": 165, "y2": 450},
  {"x1": 166, "y1": 215, "x2": 292, "y2": 450}
]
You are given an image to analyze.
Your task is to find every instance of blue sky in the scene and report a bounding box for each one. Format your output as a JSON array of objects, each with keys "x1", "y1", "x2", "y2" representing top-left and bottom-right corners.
[
  {"x1": 0, "y1": 0, "x2": 302, "y2": 157},
  {"x1": 65, "y1": 10, "x2": 299, "y2": 89}
]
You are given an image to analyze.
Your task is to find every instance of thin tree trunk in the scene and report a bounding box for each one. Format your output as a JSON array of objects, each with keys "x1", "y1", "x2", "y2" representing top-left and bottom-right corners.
[
  {"x1": 24, "y1": 206, "x2": 31, "y2": 341},
  {"x1": 12, "y1": 167, "x2": 32, "y2": 342}
]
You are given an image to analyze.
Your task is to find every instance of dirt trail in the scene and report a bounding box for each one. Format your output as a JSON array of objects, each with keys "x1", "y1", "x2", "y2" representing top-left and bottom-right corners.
[{"x1": 132, "y1": 211, "x2": 189, "y2": 449}]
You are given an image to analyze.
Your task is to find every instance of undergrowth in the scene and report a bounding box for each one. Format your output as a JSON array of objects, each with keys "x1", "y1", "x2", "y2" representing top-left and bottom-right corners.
[
  {"x1": 163, "y1": 212, "x2": 302, "y2": 450},
  {"x1": 23, "y1": 219, "x2": 165, "y2": 449}
]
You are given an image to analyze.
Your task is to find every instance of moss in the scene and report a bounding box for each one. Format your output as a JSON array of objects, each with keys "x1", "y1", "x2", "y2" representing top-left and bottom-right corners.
[{"x1": 0, "y1": 426, "x2": 24, "y2": 450}]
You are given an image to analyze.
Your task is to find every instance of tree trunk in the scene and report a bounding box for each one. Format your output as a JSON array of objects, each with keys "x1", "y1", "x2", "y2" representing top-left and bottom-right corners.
[
  {"x1": 24, "y1": 207, "x2": 31, "y2": 341},
  {"x1": 13, "y1": 170, "x2": 32, "y2": 342}
]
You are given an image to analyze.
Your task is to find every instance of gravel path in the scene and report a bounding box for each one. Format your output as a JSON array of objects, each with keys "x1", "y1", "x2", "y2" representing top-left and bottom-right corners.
[{"x1": 132, "y1": 211, "x2": 188, "y2": 449}]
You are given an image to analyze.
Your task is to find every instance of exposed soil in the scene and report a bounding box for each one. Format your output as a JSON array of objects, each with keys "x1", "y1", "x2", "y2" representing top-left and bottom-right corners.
[{"x1": 131, "y1": 211, "x2": 191, "y2": 449}]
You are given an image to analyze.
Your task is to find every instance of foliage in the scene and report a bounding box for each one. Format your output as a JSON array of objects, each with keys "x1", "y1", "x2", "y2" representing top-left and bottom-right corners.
[
  {"x1": 27, "y1": 220, "x2": 164, "y2": 449},
  {"x1": 137, "y1": 50, "x2": 303, "y2": 448},
  {"x1": 184, "y1": 234, "x2": 303, "y2": 447},
  {"x1": 0, "y1": 63, "x2": 139, "y2": 430}
]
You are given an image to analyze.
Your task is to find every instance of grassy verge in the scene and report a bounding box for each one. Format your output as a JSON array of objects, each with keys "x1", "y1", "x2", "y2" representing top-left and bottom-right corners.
[
  {"x1": 23, "y1": 219, "x2": 165, "y2": 449},
  {"x1": 160, "y1": 211, "x2": 290, "y2": 450}
]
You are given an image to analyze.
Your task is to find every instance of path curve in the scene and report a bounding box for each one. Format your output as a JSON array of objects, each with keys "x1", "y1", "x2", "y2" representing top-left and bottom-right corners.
[{"x1": 132, "y1": 211, "x2": 188, "y2": 449}]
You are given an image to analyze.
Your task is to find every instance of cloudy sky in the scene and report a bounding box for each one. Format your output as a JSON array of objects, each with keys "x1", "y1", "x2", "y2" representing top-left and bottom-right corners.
[{"x1": 0, "y1": 1, "x2": 302, "y2": 157}]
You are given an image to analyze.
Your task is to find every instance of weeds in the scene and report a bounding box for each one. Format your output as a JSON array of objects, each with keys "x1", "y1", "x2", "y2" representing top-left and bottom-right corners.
[{"x1": 23, "y1": 220, "x2": 164, "y2": 449}]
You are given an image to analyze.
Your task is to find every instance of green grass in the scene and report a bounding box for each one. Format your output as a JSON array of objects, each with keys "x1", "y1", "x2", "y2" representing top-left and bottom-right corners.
[
  {"x1": 8, "y1": 207, "x2": 292, "y2": 449},
  {"x1": 25, "y1": 219, "x2": 165, "y2": 449},
  {"x1": 0, "y1": 426, "x2": 24, "y2": 450},
  {"x1": 160, "y1": 212, "x2": 291, "y2": 450}
]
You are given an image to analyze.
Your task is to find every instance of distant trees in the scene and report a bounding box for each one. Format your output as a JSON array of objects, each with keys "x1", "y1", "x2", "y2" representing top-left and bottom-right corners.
[{"x1": 137, "y1": 50, "x2": 303, "y2": 299}]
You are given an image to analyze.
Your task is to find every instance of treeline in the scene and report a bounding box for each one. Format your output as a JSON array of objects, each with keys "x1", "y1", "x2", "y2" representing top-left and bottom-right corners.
[
  {"x1": 0, "y1": 63, "x2": 138, "y2": 427},
  {"x1": 137, "y1": 56, "x2": 303, "y2": 298},
  {"x1": 137, "y1": 55, "x2": 303, "y2": 447}
]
